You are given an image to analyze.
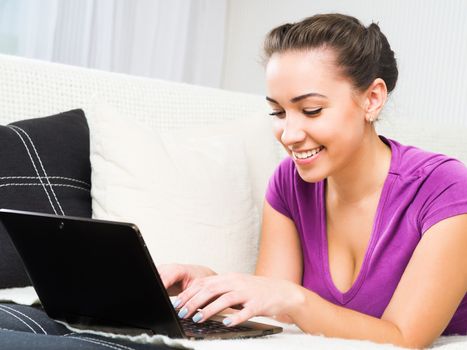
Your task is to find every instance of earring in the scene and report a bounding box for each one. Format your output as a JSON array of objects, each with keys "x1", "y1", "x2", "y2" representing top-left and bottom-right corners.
[{"x1": 367, "y1": 113, "x2": 377, "y2": 123}]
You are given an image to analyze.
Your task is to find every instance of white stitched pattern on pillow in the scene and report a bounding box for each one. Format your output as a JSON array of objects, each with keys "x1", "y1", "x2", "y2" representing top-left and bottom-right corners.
[{"x1": 89, "y1": 102, "x2": 277, "y2": 274}]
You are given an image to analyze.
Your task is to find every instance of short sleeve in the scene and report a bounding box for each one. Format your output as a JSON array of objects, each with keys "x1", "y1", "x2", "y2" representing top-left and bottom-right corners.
[
  {"x1": 265, "y1": 157, "x2": 293, "y2": 219},
  {"x1": 418, "y1": 159, "x2": 467, "y2": 234}
]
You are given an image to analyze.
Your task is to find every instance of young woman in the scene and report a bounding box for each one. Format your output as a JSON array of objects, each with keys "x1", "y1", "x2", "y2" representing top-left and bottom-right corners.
[{"x1": 159, "y1": 13, "x2": 467, "y2": 348}]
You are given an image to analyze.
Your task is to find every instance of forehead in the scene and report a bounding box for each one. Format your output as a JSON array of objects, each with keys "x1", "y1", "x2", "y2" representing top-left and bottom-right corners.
[{"x1": 265, "y1": 49, "x2": 350, "y2": 100}]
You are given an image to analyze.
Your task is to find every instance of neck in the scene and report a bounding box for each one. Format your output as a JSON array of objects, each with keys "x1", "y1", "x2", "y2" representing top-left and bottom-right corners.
[{"x1": 326, "y1": 129, "x2": 391, "y2": 205}]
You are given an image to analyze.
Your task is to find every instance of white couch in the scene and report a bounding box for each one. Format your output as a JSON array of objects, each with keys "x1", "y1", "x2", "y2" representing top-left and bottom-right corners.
[{"x1": 1, "y1": 53, "x2": 466, "y2": 349}]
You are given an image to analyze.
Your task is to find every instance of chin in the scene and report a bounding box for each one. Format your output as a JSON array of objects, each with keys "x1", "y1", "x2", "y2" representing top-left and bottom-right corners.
[{"x1": 295, "y1": 167, "x2": 327, "y2": 183}]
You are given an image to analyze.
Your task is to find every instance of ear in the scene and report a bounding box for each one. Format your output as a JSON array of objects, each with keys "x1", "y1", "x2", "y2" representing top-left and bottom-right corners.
[{"x1": 364, "y1": 78, "x2": 388, "y2": 123}]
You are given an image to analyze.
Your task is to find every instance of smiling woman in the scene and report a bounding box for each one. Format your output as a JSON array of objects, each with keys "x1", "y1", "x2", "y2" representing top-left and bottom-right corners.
[{"x1": 159, "y1": 13, "x2": 467, "y2": 348}]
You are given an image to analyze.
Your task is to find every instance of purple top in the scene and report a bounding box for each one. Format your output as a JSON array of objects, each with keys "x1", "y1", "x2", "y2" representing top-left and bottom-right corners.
[{"x1": 266, "y1": 137, "x2": 467, "y2": 335}]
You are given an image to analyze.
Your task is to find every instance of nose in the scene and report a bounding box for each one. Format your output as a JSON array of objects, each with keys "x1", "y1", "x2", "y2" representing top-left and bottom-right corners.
[{"x1": 280, "y1": 115, "x2": 306, "y2": 146}]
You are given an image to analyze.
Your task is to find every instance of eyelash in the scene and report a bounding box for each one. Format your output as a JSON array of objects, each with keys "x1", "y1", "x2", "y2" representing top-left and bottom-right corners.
[{"x1": 268, "y1": 108, "x2": 323, "y2": 118}]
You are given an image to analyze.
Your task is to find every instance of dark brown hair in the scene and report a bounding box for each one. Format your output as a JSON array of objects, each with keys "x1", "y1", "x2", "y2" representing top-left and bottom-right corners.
[{"x1": 263, "y1": 13, "x2": 398, "y2": 93}]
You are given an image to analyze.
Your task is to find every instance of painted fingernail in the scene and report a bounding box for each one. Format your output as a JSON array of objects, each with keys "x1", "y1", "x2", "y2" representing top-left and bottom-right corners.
[
  {"x1": 223, "y1": 318, "x2": 232, "y2": 326},
  {"x1": 172, "y1": 298, "x2": 181, "y2": 308},
  {"x1": 178, "y1": 307, "x2": 188, "y2": 319},
  {"x1": 192, "y1": 312, "x2": 203, "y2": 323}
]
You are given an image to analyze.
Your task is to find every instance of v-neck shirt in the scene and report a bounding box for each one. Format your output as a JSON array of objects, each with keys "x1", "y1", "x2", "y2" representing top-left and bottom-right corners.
[{"x1": 265, "y1": 136, "x2": 467, "y2": 335}]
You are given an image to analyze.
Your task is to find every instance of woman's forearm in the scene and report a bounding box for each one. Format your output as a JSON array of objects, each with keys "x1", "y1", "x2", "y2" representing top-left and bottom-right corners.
[{"x1": 286, "y1": 286, "x2": 415, "y2": 348}]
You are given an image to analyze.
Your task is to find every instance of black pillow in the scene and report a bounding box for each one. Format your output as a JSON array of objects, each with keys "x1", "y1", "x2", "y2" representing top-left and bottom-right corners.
[{"x1": 0, "y1": 109, "x2": 92, "y2": 288}]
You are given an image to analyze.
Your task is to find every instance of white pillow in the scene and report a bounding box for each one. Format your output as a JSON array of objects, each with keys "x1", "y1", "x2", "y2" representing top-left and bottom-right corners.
[{"x1": 89, "y1": 102, "x2": 278, "y2": 274}]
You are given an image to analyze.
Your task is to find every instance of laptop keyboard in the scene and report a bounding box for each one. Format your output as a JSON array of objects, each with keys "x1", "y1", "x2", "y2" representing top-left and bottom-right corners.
[{"x1": 179, "y1": 318, "x2": 251, "y2": 334}]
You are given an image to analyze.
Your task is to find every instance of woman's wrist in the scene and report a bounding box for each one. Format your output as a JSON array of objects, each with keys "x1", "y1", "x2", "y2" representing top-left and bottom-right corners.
[{"x1": 284, "y1": 282, "x2": 309, "y2": 321}]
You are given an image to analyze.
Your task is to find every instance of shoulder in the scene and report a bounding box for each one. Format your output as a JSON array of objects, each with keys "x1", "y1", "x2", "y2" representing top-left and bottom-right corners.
[
  {"x1": 266, "y1": 156, "x2": 321, "y2": 219},
  {"x1": 275, "y1": 155, "x2": 295, "y2": 174},
  {"x1": 266, "y1": 157, "x2": 296, "y2": 219},
  {"x1": 269, "y1": 156, "x2": 323, "y2": 191},
  {"x1": 382, "y1": 138, "x2": 467, "y2": 233},
  {"x1": 386, "y1": 137, "x2": 467, "y2": 183},
  {"x1": 268, "y1": 156, "x2": 298, "y2": 189}
]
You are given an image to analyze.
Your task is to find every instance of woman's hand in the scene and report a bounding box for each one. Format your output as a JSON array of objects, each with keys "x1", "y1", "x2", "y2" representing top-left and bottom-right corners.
[
  {"x1": 157, "y1": 263, "x2": 217, "y2": 296},
  {"x1": 173, "y1": 272, "x2": 304, "y2": 326}
]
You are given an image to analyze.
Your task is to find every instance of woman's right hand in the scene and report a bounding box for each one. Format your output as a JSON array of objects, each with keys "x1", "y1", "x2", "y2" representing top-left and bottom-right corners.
[{"x1": 157, "y1": 263, "x2": 217, "y2": 296}]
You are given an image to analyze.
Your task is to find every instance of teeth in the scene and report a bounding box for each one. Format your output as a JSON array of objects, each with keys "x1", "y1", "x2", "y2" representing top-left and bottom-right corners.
[{"x1": 293, "y1": 146, "x2": 323, "y2": 160}]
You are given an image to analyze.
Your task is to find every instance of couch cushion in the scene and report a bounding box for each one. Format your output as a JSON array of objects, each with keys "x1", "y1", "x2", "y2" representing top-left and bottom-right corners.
[
  {"x1": 0, "y1": 109, "x2": 92, "y2": 288},
  {"x1": 90, "y1": 102, "x2": 277, "y2": 274}
]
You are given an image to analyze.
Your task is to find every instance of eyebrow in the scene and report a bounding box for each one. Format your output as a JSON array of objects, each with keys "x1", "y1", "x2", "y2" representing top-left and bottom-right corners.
[{"x1": 266, "y1": 92, "x2": 328, "y2": 104}]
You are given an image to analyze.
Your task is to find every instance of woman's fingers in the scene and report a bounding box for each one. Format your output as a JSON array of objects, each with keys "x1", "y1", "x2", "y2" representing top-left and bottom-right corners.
[
  {"x1": 176, "y1": 275, "x2": 232, "y2": 318},
  {"x1": 168, "y1": 272, "x2": 285, "y2": 326},
  {"x1": 222, "y1": 304, "x2": 256, "y2": 327},
  {"x1": 192, "y1": 291, "x2": 245, "y2": 323}
]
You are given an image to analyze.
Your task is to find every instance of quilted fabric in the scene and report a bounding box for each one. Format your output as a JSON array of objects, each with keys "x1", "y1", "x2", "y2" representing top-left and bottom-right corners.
[{"x1": 0, "y1": 54, "x2": 270, "y2": 131}]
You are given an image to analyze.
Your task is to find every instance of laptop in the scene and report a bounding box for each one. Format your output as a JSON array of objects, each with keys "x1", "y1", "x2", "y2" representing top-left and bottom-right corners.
[{"x1": 0, "y1": 208, "x2": 282, "y2": 340}]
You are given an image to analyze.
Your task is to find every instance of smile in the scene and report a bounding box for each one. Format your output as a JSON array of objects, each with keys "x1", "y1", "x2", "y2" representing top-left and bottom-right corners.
[{"x1": 292, "y1": 146, "x2": 324, "y2": 160}]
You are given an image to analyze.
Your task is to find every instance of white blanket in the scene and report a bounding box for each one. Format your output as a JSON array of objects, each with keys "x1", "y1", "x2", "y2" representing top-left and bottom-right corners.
[
  {"x1": 59, "y1": 317, "x2": 467, "y2": 350},
  {"x1": 0, "y1": 286, "x2": 40, "y2": 305},
  {"x1": 1, "y1": 287, "x2": 466, "y2": 349}
]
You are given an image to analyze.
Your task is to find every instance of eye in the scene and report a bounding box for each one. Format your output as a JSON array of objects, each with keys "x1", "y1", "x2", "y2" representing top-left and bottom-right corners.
[
  {"x1": 303, "y1": 108, "x2": 322, "y2": 116},
  {"x1": 269, "y1": 110, "x2": 285, "y2": 119}
]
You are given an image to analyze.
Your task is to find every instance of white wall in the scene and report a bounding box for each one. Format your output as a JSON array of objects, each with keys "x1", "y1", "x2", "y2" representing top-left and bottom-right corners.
[{"x1": 221, "y1": 0, "x2": 467, "y2": 125}]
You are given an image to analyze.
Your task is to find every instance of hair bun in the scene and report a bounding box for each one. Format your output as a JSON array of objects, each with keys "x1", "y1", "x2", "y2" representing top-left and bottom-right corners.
[{"x1": 366, "y1": 22, "x2": 398, "y2": 93}]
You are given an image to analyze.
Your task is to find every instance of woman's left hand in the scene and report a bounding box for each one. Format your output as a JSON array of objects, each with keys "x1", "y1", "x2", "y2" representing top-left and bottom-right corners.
[{"x1": 172, "y1": 273, "x2": 304, "y2": 326}]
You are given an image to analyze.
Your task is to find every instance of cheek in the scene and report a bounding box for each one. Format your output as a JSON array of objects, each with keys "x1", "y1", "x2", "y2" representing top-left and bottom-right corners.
[
  {"x1": 325, "y1": 110, "x2": 366, "y2": 157},
  {"x1": 309, "y1": 106, "x2": 364, "y2": 155}
]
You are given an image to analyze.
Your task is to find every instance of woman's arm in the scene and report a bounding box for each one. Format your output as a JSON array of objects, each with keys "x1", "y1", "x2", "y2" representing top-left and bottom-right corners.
[
  {"x1": 256, "y1": 200, "x2": 303, "y2": 283},
  {"x1": 255, "y1": 200, "x2": 303, "y2": 322}
]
